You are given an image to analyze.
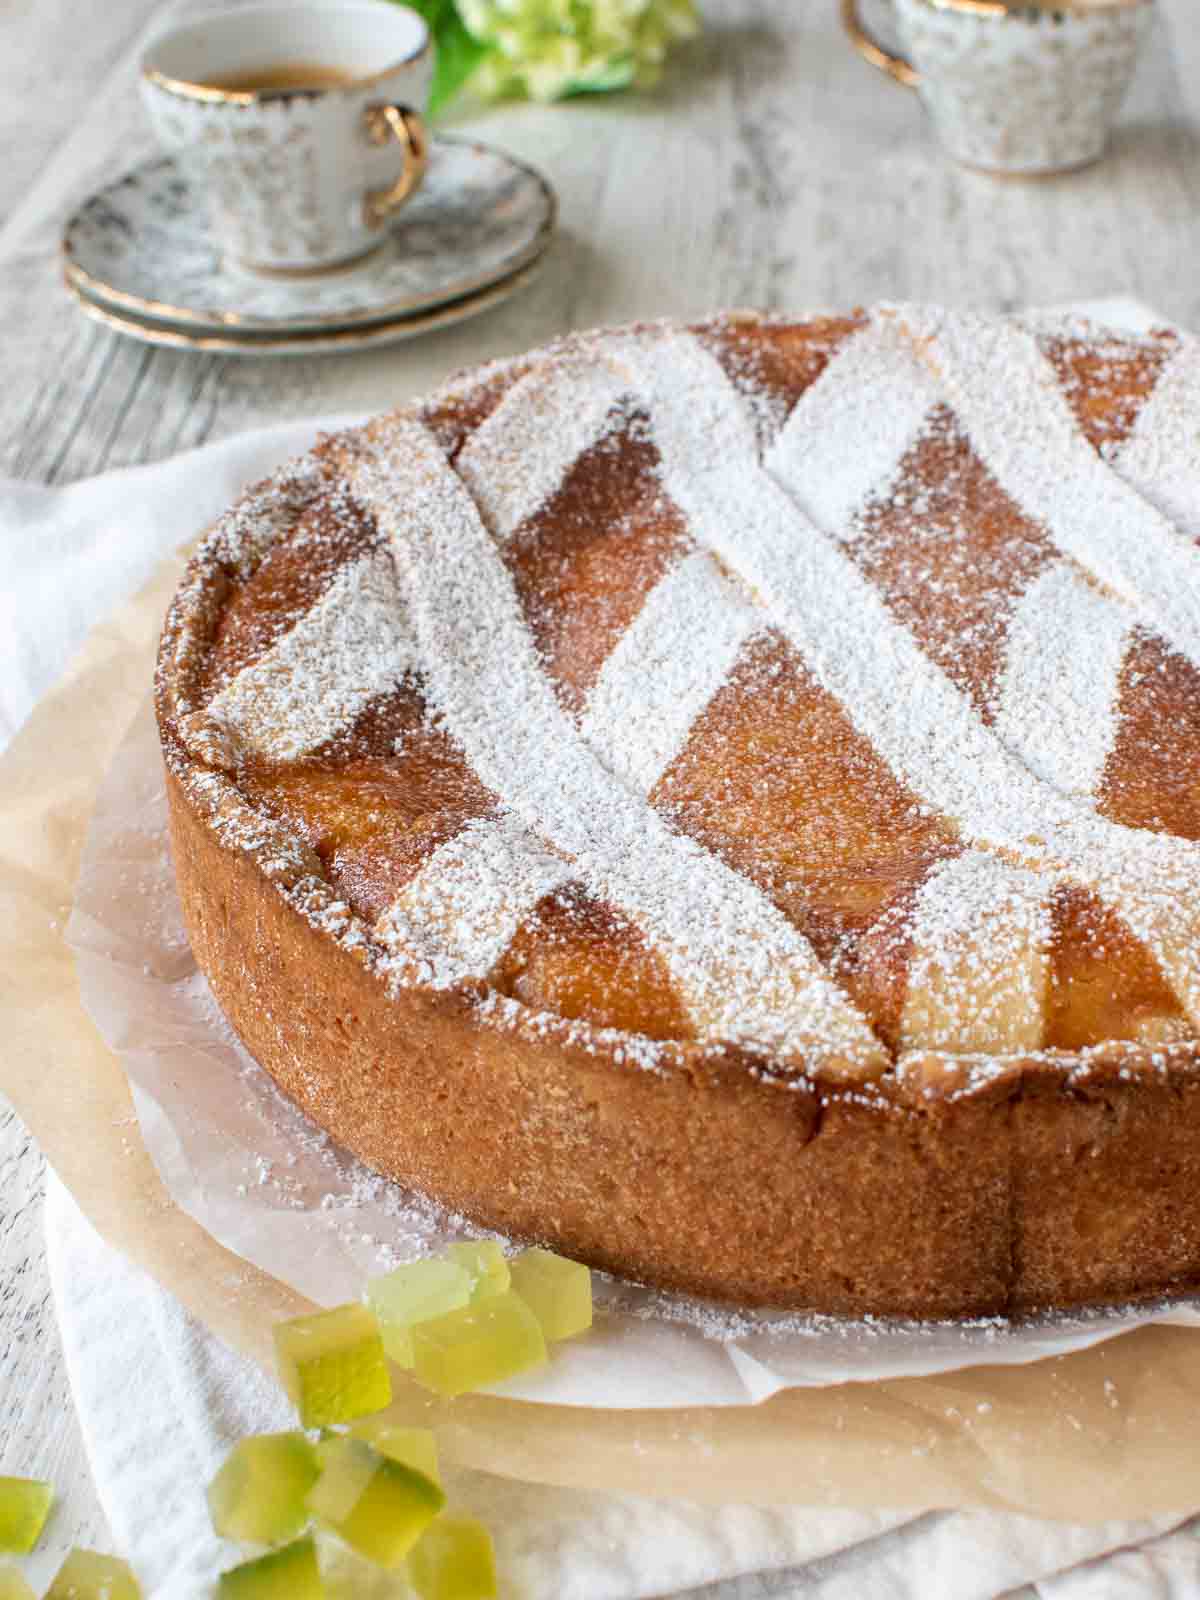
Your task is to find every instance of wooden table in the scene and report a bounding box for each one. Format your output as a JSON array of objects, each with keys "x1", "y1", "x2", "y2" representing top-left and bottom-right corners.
[{"x1": 2, "y1": 0, "x2": 1199, "y2": 1585}]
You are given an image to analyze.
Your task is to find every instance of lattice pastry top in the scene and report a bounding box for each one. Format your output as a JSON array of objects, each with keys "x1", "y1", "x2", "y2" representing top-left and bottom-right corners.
[{"x1": 157, "y1": 305, "x2": 1200, "y2": 1095}]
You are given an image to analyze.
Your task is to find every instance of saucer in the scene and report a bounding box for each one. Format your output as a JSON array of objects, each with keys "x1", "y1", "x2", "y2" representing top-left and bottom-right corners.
[
  {"x1": 65, "y1": 259, "x2": 542, "y2": 358},
  {"x1": 63, "y1": 136, "x2": 556, "y2": 335}
]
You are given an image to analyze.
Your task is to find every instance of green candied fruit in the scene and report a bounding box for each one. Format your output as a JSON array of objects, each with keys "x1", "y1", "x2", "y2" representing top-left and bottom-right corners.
[
  {"x1": 0, "y1": 1475, "x2": 53, "y2": 1554},
  {"x1": 0, "y1": 1566, "x2": 34, "y2": 1600},
  {"x1": 411, "y1": 1290, "x2": 546, "y2": 1398},
  {"x1": 447, "y1": 1241, "x2": 510, "y2": 1302},
  {"x1": 508, "y1": 1248, "x2": 593, "y2": 1343},
  {"x1": 409, "y1": 1516, "x2": 497, "y2": 1600},
  {"x1": 366, "y1": 1260, "x2": 471, "y2": 1367},
  {"x1": 217, "y1": 1536, "x2": 323, "y2": 1599},
  {"x1": 207, "y1": 1431, "x2": 320, "y2": 1545},
  {"x1": 45, "y1": 1549, "x2": 141, "y2": 1599},
  {"x1": 348, "y1": 1420, "x2": 440, "y2": 1484},
  {"x1": 306, "y1": 1436, "x2": 444, "y2": 1569},
  {"x1": 273, "y1": 1303, "x2": 391, "y2": 1428}
]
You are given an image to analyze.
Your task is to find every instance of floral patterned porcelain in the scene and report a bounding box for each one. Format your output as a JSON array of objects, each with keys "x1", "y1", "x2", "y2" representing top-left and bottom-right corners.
[
  {"x1": 62, "y1": 138, "x2": 556, "y2": 334},
  {"x1": 847, "y1": 0, "x2": 1154, "y2": 175}
]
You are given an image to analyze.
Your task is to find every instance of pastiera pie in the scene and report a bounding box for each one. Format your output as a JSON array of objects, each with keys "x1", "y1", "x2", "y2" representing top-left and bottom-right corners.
[{"x1": 157, "y1": 305, "x2": 1200, "y2": 1319}]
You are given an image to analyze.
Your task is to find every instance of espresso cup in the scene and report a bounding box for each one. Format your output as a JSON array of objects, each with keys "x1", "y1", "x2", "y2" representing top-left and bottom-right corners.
[
  {"x1": 141, "y1": 2, "x2": 433, "y2": 273},
  {"x1": 842, "y1": 0, "x2": 1154, "y2": 176}
]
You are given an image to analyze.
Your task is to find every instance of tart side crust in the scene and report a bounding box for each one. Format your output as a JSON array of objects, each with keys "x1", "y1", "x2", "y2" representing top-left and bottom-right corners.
[{"x1": 154, "y1": 308, "x2": 1200, "y2": 1316}]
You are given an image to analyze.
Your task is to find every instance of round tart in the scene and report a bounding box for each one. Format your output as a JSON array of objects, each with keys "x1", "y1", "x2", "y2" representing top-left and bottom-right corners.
[{"x1": 157, "y1": 305, "x2": 1200, "y2": 1319}]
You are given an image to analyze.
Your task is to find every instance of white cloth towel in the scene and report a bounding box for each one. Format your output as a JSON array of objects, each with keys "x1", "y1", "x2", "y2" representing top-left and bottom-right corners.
[{"x1": 4, "y1": 356, "x2": 1196, "y2": 1598}]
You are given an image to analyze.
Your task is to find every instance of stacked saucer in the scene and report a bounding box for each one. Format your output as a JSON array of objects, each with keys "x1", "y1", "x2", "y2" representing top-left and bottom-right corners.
[{"x1": 62, "y1": 136, "x2": 556, "y2": 357}]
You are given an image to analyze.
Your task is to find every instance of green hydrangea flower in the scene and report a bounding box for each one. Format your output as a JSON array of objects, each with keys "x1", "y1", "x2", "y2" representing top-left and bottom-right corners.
[{"x1": 405, "y1": 0, "x2": 700, "y2": 109}]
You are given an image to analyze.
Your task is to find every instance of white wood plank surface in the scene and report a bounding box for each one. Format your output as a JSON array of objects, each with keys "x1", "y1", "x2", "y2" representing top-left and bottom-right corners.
[{"x1": 1, "y1": 0, "x2": 1198, "y2": 1585}]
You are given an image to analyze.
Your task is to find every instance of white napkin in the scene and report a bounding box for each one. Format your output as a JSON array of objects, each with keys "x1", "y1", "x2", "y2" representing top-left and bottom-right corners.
[{"x1": 45, "y1": 1172, "x2": 1200, "y2": 1600}]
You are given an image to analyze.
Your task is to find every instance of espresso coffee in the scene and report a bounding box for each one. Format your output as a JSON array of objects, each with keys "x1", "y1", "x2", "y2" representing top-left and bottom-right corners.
[{"x1": 204, "y1": 62, "x2": 357, "y2": 92}]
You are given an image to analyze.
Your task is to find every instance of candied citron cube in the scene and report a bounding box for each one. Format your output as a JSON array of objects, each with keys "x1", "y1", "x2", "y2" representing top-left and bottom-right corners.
[
  {"x1": 409, "y1": 1515, "x2": 497, "y2": 1600},
  {"x1": 348, "y1": 1420, "x2": 440, "y2": 1484},
  {"x1": 217, "y1": 1536, "x2": 323, "y2": 1599},
  {"x1": 0, "y1": 1566, "x2": 34, "y2": 1600},
  {"x1": 366, "y1": 1260, "x2": 471, "y2": 1367},
  {"x1": 306, "y1": 1436, "x2": 444, "y2": 1569},
  {"x1": 411, "y1": 1291, "x2": 546, "y2": 1398},
  {"x1": 0, "y1": 1476, "x2": 52, "y2": 1554},
  {"x1": 45, "y1": 1548, "x2": 141, "y2": 1599},
  {"x1": 447, "y1": 1241, "x2": 510, "y2": 1302},
  {"x1": 508, "y1": 1248, "x2": 593, "y2": 1342},
  {"x1": 207, "y1": 1431, "x2": 320, "y2": 1545},
  {"x1": 273, "y1": 1304, "x2": 391, "y2": 1427}
]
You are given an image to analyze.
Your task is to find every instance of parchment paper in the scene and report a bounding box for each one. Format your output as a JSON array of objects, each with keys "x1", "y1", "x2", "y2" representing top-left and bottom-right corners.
[
  {"x1": 67, "y1": 695, "x2": 1200, "y2": 1412},
  {"x1": 4, "y1": 554, "x2": 1200, "y2": 1514}
]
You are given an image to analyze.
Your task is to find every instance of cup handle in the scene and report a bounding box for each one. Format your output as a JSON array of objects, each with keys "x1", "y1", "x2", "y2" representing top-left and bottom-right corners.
[
  {"x1": 840, "y1": 0, "x2": 918, "y2": 87},
  {"x1": 363, "y1": 104, "x2": 429, "y2": 229}
]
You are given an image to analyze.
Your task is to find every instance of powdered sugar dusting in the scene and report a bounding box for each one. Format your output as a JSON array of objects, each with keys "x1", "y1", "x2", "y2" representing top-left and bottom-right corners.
[
  {"x1": 375, "y1": 549, "x2": 761, "y2": 994},
  {"x1": 457, "y1": 351, "x2": 630, "y2": 542},
  {"x1": 992, "y1": 560, "x2": 1131, "y2": 798},
  {"x1": 770, "y1": 318, "x2": 939, "y2": 532},
  {"x1": 194, "y1": 548, "x2": 414, "y2": 762},
  {"x1": 210, "y1": 458, "x2": 323, "y2": 580},
  {"x1": 1114, "y1": 334, "x2": 1200, "y2": 542},
  {"x1": 620, "y1": 324, "x2": 1084, "y2": 848},
  {"x1": 613, "y1": 324, "x2": 1200, "y2": 1031},
  {"x1": 350, "y1": 414, "x2": 886, "y2": 1074},
  {"x1": 902, "y1": 852, "x2": 1052, "y2": 1053},
  {"x1": 894, "y1": 304, "x2": 1200, "y2": 670},
  {"x1": 377, "y1": 813, "x2": 570, "y2": 986},
  {"x1": 579, "y1": 549, "x2": 760, "y2": 792}
]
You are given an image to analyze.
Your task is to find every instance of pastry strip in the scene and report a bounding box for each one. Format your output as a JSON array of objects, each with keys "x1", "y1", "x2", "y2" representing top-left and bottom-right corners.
[{"x1": 354, "y1": 418, "x2": 887, "y2": 1072}]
